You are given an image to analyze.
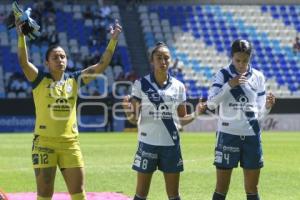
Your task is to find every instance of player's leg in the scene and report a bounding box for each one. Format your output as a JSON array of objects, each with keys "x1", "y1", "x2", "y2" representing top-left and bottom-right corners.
[
  {"x1": 212, "y1": 168, "x2": 233, "y2": 200},
  {"x1": 32, "y1": 136, "x2": 58, "y2": 199},
  {"x1": 241, "y1": 135, "x2": 263, "y2": 200},
  {"x1": 134, "y1": 172, "x2": 153, "y2": 200},
  {"x1": 35, "y1": 167, "x2": 57, "y2": 199},
  {"x1": 243, "y1": 169, "x2": 260, "y2": 200},
  {"x1": 132, "y1": 142, "x2": 158, "y2": 199},
  {"x1": 61, "y1": 167, "x2": 86, "y2": 200},
  {"x1": 159, "y1": 145, "x2": 183, "y2": 200},
  {"x1": 212, "y1": 132, "x2": 241, "y2": 200},
  {"x1": 163, "y1": 172, "x2": 180, "y2": 200},
  {"x1": 58, "y1": 140, "x2": 86, "y2": 200}
]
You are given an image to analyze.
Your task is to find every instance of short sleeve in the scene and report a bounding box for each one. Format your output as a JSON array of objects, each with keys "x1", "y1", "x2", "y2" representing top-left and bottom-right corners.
[
  {"x1": 68, "y1": 71, "x2": 85, "y2": 87},
  {"x1": 178, "y1": 83, "x2": 186, "y2": 103},
  {"x1": 31, "y1": 71, "x2": 44, "y2": 89},
  {"x1": 131, "y1": 79, "x2": 142, "y2": 101},
  {"x1": 257, "y1": 74, "x2": 266, "y2": 96}
]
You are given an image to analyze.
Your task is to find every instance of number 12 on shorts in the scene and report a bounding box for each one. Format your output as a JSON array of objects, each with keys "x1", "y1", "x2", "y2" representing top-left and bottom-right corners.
[{"x1": 32, "y1": 153, "x2": 49, "y2": 165}]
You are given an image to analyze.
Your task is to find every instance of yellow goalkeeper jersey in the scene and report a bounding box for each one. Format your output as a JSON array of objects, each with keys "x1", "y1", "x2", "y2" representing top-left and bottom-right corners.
[{"x1": 32, "y1": 71, "x2": 83, "y2": 139}]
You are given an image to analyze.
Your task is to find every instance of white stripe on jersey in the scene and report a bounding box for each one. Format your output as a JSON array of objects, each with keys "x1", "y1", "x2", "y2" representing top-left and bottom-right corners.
[
  {"x1": 131, "y1": 73, "x2": 186, "y2": 146},
  {"x1": 207, "y1": 64, "x2": 270, "y2": 136}
]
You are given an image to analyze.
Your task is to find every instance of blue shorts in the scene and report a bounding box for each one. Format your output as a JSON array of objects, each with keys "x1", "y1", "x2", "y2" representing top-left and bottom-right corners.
[
  {"x1": 214, "y1": 131, "x2": 263, "y2": 169},
  {"x1": 132, "y1": 141, "x2": 184, "y2": 173}
]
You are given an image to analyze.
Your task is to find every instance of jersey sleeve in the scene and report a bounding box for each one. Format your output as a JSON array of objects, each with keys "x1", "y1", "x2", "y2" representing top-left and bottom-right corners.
[
  {"x1": 69, "y1": 71, "x2": 85, "y2": 87},
  {"x1": 256, "y1": 74, "x2": 270, "y2": 121},
  {"x1": 131, "y1": 79, "x2": 142, "y2": 101},
  {"x1": 31, "y1": 70, "x2": 44, "y2": 89},
  {"x1": 178, "y1": 82, "x2": 187, "y2": 103},
  {"x1": 207, "y1": 70, "x2": 231, "y2": 110}
]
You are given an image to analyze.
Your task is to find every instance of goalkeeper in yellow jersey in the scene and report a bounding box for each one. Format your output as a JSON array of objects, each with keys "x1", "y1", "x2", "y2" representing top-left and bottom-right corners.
[{"x1": 15, "y1": 13, "x2": 122, "y2": 200}]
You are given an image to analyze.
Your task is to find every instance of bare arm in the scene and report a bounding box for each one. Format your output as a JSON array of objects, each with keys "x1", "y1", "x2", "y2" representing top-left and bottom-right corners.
[
  {"x1": 122, "y1": 95, "x2": 140, "y2": 125},
  {"x1": 81, "y1": 21, "x2": 122, "y2": 84},
  {"x1": 178, "y1": 100, "x2": 207, "y2": 126},
  {"x1": 16, "y1": 20, "x2": 38, "y2": 82}
]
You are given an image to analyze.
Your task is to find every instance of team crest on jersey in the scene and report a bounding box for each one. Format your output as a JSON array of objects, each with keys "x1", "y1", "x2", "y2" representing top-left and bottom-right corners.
[
  {"x1": 66, "y1": 84, "x2": 72, "y2": 94},
  {"x1": 237, "y1": 94, "x2": 249, "y2": 103}
]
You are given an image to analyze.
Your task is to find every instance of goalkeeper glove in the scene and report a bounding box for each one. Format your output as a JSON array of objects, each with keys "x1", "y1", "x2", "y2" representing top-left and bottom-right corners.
[{"x1": 8, "y1": 1, "x2": 41, "y2": 40}]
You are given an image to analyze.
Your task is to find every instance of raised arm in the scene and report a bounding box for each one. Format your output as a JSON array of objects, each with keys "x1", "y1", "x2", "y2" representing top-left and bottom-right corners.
[
  {"x1": 81, "y1": 20, "x2": 122, "y2": 84},
  {"x1": 15, "y1": 20, "x2": 38, "y2": 82}
]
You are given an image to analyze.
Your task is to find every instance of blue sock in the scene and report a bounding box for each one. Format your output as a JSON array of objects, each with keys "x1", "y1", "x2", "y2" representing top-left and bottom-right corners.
[
  {"x1": 247, "y1": 193, "x2": 260, "y2": 200},
  {"x1": 169, "y1": 196, "x2": 181, "y2": 200},
  {"x1": 212, "y1": 192, "x2": 226, "y2": 200},
  {"x1": 133, "y1": 194, "x2": 146, "y2": 200}
]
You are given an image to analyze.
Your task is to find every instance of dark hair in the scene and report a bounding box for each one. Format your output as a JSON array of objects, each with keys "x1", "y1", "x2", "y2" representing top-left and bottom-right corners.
[
  {"x1": 150, "y1": 41, "x2": 169, "y2": 60},
  {"x1": 45, "y1": 45, "x2": 63, "y2": 61},
  {"x1": 231, "y1": 39, "x2": 252, "y2": 56}
]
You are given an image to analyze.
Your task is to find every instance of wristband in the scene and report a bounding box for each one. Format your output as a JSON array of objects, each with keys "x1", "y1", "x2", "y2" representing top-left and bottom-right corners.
[
  {"x1": 18, "y1": 35, "x2": 26, "y2": 48},
  {"x1": 107, "y1": 39, "x2": 117, "y2": 53}
]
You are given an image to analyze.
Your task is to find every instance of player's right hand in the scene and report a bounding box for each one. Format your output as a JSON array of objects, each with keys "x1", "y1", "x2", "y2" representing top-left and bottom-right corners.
[
  {"x1": 122, "y1": 95, "x2": 132, "y2": 110},
  {"x1": 228, "y1": 72, "x2": 247, "y2": 88},
  {"x1": 15, "y1": 18, "x2": 25, "y2": 35},
  {"x1": 196, "y1": 98, "x2": 207, "y2": 115}
]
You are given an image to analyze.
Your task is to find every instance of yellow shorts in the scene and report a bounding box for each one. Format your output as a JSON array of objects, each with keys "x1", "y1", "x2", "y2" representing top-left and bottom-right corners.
[{"x1": 31, "y1": 135, "x2": 84, "y2": 169}]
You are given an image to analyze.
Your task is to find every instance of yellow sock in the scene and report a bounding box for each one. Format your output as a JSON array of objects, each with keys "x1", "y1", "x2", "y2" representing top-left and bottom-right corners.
[
  {"x1": 37, "y1": 196, "x2": 51, "y2": 200},
  {"x1": 71, "y1": 191, "x2": 87, "y2": 200}
]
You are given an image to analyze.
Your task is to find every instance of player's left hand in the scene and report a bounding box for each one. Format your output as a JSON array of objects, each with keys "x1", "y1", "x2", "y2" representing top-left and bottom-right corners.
[
  {"x1": 265, "y1": 92, "x2": 275, "y2": 109},
  {"x1": 196, "y1": 99, "x2": 207, "y2": 115},
  {"x1": 110, "y1": 19, "x2": 122, "y2": 40}
]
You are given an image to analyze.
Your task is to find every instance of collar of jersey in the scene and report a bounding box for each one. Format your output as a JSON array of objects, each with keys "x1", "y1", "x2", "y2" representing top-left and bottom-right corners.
[
  {"x1": 150, "y1": 72, "x2": 172, "y2": 89},
  {"x1": 229, "y1": 63, "x2": 253, "y2": 76},
  {"x1": 45, "y1": 72, "x2": 68, "y2": 82}
]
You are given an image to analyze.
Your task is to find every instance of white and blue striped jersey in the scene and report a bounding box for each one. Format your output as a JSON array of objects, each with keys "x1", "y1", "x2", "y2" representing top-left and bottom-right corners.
[
  {"x1": 207, "y1": 64, "x2": 270, "y2": 136},
  {"x1": 131, "y1": 73, "x2": 186, "y2": 146}
]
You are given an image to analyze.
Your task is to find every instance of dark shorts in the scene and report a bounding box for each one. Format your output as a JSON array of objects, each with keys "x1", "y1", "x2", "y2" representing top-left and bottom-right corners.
[
  {"x1": 214, "y1": 131, "x2": 263, "y2": 169},
  {"x1": 132, "y1": 141, "x2": 184, "y2": 173}
]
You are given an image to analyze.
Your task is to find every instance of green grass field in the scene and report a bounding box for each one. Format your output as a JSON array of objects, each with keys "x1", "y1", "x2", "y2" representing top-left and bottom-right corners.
[{"x1": 0, "y1": 132, "x2": 299, "y2": 200}]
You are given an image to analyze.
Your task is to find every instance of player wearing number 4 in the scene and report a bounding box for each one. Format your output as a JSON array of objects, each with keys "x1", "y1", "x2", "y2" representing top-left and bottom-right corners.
[
  {"x1": 122, "y1": 42, "x2": 207, "y2": 200},
  {"x1": 15, "y1": 7, "x2": 122, "y2": 200},
  {"x1": 207, "y1": 39, "x2": 276, "y2": 200}
]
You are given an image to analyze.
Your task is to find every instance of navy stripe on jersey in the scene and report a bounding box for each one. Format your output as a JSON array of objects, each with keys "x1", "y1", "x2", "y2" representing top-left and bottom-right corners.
[
  {"x1": 212, "y1": 83, "x2": 223, "y2": 88},
  {"x1": 140, "y1": 77, "x2": 179, "y2": 145},
  {"x1": 220, "y1": 69, "x2": 233, "y2": 83},
  {"x1": 230, "y1": 86, "x2": 261, "y2": 135},
  {"x1": 257, "y1": 91, "x2": 265, "y2": 96},
  {"x1": 32, "y1": 71, "x2": 45, "y2": 89}
]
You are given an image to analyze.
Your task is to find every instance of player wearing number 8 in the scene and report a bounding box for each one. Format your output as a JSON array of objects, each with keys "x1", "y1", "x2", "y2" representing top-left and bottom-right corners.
[{"x1": 122, "y1": 42, "x2": 207, "y2": 200}]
